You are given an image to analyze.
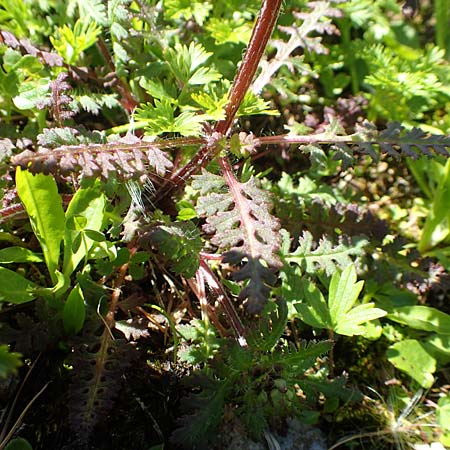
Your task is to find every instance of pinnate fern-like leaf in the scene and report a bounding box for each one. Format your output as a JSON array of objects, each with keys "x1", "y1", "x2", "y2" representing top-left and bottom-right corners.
[
  {"x1": 0, "y1": 30, "x2": 64, "y2": 66},
  {"x1": 67, "y1": 318, "x2": 137, "y2": 439},
  {"x1": 171, "y1": 376, "x2": 228, "y2": 449},
  {"x1": 223, "y1": 251, "x2": 277, "y2": 314},
  {"x1": 194, "y1": 170, "x2": 281, "y2": 267},
  {"x1": 146, "y1": 222, "x2": 202, "y2": 278},
  {"x1": 11, "y1": 135, "x2": 173, "y2": 181},
  {"x1": 193, "y1": 169, "x2": 281, "y2": 313},
  {"x1": 285, "y1": 231, "x2": 367, "y2": 276},
  {"x1": 253, "y1": 1, "x2": 342, "y2": 93},
  {"x1": 334, "y1": 121, "x2": 450, "y2": 165}
]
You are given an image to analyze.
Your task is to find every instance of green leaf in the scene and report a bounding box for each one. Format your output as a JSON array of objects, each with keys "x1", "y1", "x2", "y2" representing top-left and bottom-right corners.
[
  {"x1": 0, "y1": 267, "x2": 36, "y2": 304},
  {"x1": 150, "y1": 222, "x2": 202, "y2": 277},
  {"x1": 334, "y1": 303, "x2": 386, "y2": 336},
  {"x1": 13, "y1": 78, "x2": 50, "y2": 110},
  {"x1": 63, "y1": 185, "x2": 106, "y2": 277},
  {"x1": 419, "y1": 158, "x2": 450, "y2": 252},
  {"x1": 140, "y1": 78, "x2": 177, "y2": 101},
  {"x1": 438, "y1": 395, "x2": 450, "y2": 445},
  {"x1": 34, "y1": 270, "x2": 70, "y2": 299},
  {"x1": 165, "y1": 42, "x2": 219, "y2": 85},
  {"x1": 50, "y1": 18, "x2": 102, "y2": 64},
  {"x1": 388, "y1": 305, "x2": 450, "y2": 334},
  {"x1": 236, "y1": 91, "x2": 278, "y2": 117},
  {"x1": 191, "y1": 91, "x2": 227, "y2": 121},
  {"x1": 0, "y1": 247, "x2": 43, "y2": 263},
  {"x1": 294, "y1": 265, "x2": 385, "y2": 336},
  {"x1": 135, "y1": 99, "x2": 205, "y2": 137},
  {"x1": 4, "y1": 438, "x2": 32, "y2": 450},
  {"x1": 294, "y1": 279, "x2": 331, "y2": 329},
  {"x1": 16, "y1": 168, "x2": 65, "y2": 284},
  {"x1": 63, "y1": 284, "x2": 86, "y2": 334},
  {"x1": 285, "y1": 231, "x2": 368, "y2": 276},
  {"x1": 0, "y1": 345, "x2": 22, "y2": 379},
  {"x1": 329, "y1": 265, "x2": 364, "y2": 324},
  {"x1": 164, "y1": 0, "x2": 212, "y2": 25},
  {"x1": 423, "y1": 334, "x2": 450, "y2": 364},
  {"x1": 387, "y1": 339, "x2": 436, "y2": 388},
  {"x1": 277, "y1": 340, "x2": 333, "y2": 369}
]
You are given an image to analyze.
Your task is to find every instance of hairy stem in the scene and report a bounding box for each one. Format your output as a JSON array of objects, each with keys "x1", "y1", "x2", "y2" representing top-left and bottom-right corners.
[
  {"x1": 214, "y1": 0, "x2": 284, "y2": 135},
  {"x1": 154, "y1": 0, "x2": 283, "y2": 206}
]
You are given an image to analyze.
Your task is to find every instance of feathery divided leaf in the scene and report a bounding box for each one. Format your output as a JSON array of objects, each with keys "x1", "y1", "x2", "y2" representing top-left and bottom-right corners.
[
  {"x1": 12, "y1": 136, "x2": 173, "y2": 181},
  {"x1": 0, "y1": 30, "x2": 64, "y2": 67},
  {"x1": 285, "y1": 230, "x2": 367, "y2": 276},
  {"x1": 67, "y1": 318, "x2": 137, "y2": 438},
  {"x1": 223, "y1": 251, "x2": 277, "y2": 314},
  {"x1": 194, "y1": 169, "x2": 281, "y2": 267},
  {"x1": 193, "y1": 169, "x2": 281, "y2": 313},
  {"x1": 335, "y1": 121, "x2": 450, "y2": 166},
  {"x1": 146, "y1": 222, "x2": 202, "y2": 278},
  {"x1": 253, "y1": 1, "x2": 342, "y2": 93},
  {"x1": 171, "y1": 376, "x2": 228, "y2": 449}
]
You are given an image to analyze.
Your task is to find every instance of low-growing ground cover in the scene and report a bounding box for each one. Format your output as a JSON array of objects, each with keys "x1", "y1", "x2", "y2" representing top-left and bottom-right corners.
[{"x1": 1, "y1": 1, "x2": 450, "y2": 449}]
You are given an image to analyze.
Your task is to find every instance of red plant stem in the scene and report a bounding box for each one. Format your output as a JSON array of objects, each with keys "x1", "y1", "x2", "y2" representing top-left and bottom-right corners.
[
  {"x1": 214, "y1": 0, "x2": 284, "y2": 135},
  {"x1": 199, "y1": 260, "x2": 248, "y2": 347},
  {"x1": 154, "y1": 0, "x2": 283, "y2": 205}
]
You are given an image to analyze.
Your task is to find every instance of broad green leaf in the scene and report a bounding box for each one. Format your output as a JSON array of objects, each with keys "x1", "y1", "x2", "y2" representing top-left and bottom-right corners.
[
  {"x1": 359, "y1": 319, "x2": 383, "y2": 340},
  {"x1": 387, "y1": 339, "x2": 436, "y2": 388},
  {"x1": 0, "y1": 345, "x2": 22, "y2": 378},
  {"x1": 0, "y1": 247, "x2": 43, "y2": 263},
  {"x1": 4, "y1": 437, "x2": 32, "y2": 450},
  {"x1": 424, "y1": 334, "x2": 450, "y2": 364},
  {"x1": 388, "y1": 305, "x2": 450, "y2": 334},
  {"x1": 63, "y1": 284, "x2": 86, "y2": 334},
  {"x1": 329, "y1": 265, "x2": 364, "y2": 326},
  {"x1": 0, "y1": 267, "x2": 36, "y2": 304},
  {"x1": 63, "y1": 185, "x2": 106, "y2": 277},
  {"x1": 16, "y1": 168, "x2": 65, "y2": 284}
]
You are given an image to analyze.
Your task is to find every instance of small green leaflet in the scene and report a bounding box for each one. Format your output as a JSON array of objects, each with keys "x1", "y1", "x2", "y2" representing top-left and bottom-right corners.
[
  {"x1": 63, "y1": 284, "x2": 86, "y2": 334},
  {"x1": 0, "y1": 247, "x2": 43, "y2": 263},
  {"x1": 63, "y1": 184, "x2": 106, "y2": 277},
  {"x1": 295, "y1": 265, "x2": 386, "y2": 336}
]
